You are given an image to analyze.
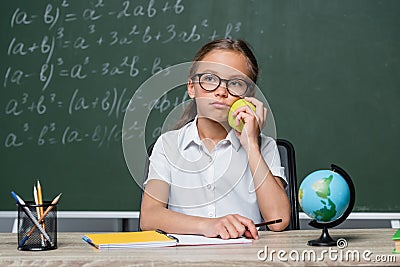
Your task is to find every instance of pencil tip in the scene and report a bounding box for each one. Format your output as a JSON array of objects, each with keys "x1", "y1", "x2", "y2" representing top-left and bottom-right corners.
[{"x1": 52, "y1": 193, "x2": 62, "y2": 204}]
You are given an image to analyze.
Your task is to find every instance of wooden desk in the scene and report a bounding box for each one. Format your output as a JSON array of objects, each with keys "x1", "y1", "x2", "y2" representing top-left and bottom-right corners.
[{"x1": 0, "y1": 229, "x2": 398, "y2": 266}]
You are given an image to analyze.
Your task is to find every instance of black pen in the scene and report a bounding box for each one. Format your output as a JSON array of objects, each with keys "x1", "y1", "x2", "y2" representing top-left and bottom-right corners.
[
  {"x1": 254, "y1": 218, "x2": 282, "y2": 227},
  {"x1": 244, "y1": 218, "x2": 283, "y2": 236}
]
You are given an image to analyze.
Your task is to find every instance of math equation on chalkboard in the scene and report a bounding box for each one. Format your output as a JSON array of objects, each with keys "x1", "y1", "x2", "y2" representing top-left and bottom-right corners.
[{"x1": 1, "y1": 0, "x2": 243, "y2": 149}]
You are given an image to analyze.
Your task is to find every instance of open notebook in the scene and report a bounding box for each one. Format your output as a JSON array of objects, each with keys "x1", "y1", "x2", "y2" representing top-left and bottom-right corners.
[{"x1": 82, "y1": 230, "x2": 253, "y2": 249}]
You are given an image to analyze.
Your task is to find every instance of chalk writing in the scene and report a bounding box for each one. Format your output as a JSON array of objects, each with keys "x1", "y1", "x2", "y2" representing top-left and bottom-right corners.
[{"x1": 1, "y1": 0, "x2": 243, "y2": 149}]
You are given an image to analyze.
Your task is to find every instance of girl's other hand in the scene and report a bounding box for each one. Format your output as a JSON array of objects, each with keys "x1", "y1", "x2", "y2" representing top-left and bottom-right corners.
[
  {"x1": 244, "y1": 97, "x2": 267, "y2": 131},
  {"x1": 232, "y1": 97, "x2": 267, "y2": 152}
]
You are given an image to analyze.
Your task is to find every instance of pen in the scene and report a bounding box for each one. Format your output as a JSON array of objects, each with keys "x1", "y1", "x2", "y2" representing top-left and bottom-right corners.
[
  {"x1": 11, "y1": 191, "x2": 53, "y2": 246},
  {"x1": 244, "y1": 219, "x2": 283, "y2": 233},
  {"x1": 254, "y1": 218, "x2": 283, "y2": 227},
  {"x1": 19, "y1": 193, "x2": 62, "y2": 247}
]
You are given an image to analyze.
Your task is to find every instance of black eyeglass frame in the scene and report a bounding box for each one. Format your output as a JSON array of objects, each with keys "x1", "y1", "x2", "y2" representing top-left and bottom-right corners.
[{"x1": 191, "y1": 73, "x2": 253, "y2": 97}]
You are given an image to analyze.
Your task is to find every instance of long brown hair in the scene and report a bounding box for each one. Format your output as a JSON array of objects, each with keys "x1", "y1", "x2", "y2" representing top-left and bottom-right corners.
[{"x1": 174, "y1": 39, "x2": 259, "y2": 129}]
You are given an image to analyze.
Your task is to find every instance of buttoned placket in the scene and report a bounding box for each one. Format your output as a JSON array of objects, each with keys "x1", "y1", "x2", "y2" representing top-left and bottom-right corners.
[
  {"x1": 206, "y1": 139, "x2": 230, "y2": 218},
  {"x1": 201, "y1": 145, "x2": 216, "y2": 218}
]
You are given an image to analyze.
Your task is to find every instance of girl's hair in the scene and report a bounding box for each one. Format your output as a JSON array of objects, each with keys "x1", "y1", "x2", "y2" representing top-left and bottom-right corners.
[{"x1": 174, "y1": 38, "x2": 259, "y2": 129}]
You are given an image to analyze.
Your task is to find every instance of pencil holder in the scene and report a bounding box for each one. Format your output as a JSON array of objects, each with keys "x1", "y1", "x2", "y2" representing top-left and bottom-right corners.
[{"x1": 17, "y1": 201, "x2": 57, "y2": 251}]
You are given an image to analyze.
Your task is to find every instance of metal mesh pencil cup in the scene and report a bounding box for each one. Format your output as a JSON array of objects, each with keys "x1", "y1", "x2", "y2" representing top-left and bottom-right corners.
[{"x1": 17, "y1": 201, "x2": 57, "y2": 251}]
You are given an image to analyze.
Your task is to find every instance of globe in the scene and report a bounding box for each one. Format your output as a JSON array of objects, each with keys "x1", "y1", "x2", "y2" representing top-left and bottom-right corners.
[
  {"x1": 298, "y1": 164, "x2": 355, "y2": 246},
  {"x1": 299, "y1": 170, "x2": 350, "y2": 223}
]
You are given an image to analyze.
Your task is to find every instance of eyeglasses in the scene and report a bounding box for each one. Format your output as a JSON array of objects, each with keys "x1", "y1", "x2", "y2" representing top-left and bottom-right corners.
[{"x1": 191, "y1": 73, "x2": 252, "y2": 97}]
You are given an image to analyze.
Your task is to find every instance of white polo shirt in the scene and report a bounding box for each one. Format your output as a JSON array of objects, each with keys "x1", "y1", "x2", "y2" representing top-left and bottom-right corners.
[{"x1": 145, "y1": 117, "x2": 286, "y2": 223}]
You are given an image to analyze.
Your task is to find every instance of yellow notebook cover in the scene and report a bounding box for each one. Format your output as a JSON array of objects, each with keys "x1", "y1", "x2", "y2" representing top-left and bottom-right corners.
[{"x1": 83, "y1": 230, "x2": 177, "y2": 249}]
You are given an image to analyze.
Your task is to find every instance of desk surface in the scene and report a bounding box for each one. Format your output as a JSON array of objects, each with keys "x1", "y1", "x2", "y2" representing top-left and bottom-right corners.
[{"x1": 0, "y1": 229, "x2": 398, "y2": 266}]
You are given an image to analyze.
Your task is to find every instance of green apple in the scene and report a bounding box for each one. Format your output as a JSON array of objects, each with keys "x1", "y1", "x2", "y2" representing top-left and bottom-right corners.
[{"x1": 228, "y1": 99, "x2": 256, "y2": 132}]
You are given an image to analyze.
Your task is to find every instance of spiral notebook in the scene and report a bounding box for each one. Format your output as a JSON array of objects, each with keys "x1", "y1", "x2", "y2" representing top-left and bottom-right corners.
[{"x1": 82, "y1": 230, "x2": 252, "y2": 249}]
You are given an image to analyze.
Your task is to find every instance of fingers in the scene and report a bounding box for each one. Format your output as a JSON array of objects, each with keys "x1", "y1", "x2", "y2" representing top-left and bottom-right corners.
[
  {"x1": 244, "y1": 220, "x2": 258, "y2": 242},
  {"x1": 232, "y1": 105, "x2": 258, "y2": 128},
  {"x1": 234, "y1": 107, "x2": 260, "y2": 137},
  {"x1": 232, "y1": 104, "x2": 256, "y2": 118},
  {"x1": 215, "y1": 215, "x2": 244, "y2": 239},
  {"x1": 232, "y1": 97, "x2": 267, "y2": 131},
  {"x1": 234, "y1": 107, "x2": 254, "y2": 124},
  {"x1": 243, "y1": 230, "x2": 254, "y2": 239},
  {"x1": 244, "y1": 97, "x2": 267, "y2": 129},
  {"x1": 213, "y1": 214, "x2": 258, "y2": 240},
  {"x1": 236, "y1": 216, "x2": 259, "y2": 240}
]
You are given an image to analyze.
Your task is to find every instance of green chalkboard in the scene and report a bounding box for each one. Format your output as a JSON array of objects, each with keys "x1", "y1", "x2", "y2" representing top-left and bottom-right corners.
[{"x1": 1, "y1": 0, "x2": 399, "y2": 212}]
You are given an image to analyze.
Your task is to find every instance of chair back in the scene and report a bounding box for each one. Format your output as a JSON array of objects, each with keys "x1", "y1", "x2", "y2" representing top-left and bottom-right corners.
[{"x1": 277, "y1": 139, "x2": 300, "y2": 230}]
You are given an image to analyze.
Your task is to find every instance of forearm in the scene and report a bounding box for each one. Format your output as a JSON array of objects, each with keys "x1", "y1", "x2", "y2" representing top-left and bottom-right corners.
[
  {"x1": 247, "y1": 143, "x2": 291, "y2": 231},
  {"x1": 141, "y1": 202, "x2": 259, "y2": 239},
  {"x1": 140, "y1": 181, "x2": 260, "y2": 239}
]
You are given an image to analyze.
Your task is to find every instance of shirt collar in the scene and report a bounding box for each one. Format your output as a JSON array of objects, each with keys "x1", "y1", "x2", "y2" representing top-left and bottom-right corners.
[
  {"x1": 180, "y1": 116, "x2": 201, "y2": 151},
  {"x1": 226, "y1": 129, "x2": 241, "y2": 151},
  {"x1": 180, "y1": 116, "x2": 241, "y2": 151}
]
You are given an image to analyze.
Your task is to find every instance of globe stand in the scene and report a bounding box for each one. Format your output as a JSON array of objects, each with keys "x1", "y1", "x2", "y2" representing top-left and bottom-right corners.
[{"x1": 307, "y1": 226, "x2": 337, "y2": 246}]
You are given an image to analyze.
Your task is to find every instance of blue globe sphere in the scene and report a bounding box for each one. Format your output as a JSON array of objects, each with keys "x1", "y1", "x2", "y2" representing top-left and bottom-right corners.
[{"x1": 299, "y1": 170, "x2": 351, "y2": 223}]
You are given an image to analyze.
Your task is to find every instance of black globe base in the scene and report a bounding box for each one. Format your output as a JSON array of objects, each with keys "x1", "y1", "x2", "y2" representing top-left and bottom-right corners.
[{"x1": 307, "y1": 227, "x2": 337, "y2": 246}]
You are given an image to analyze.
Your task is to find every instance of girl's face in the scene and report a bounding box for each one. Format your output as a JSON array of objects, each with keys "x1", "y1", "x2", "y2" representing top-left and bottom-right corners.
[{"x1": 188, "y1": 50, "x2": 252, "y2": 125}]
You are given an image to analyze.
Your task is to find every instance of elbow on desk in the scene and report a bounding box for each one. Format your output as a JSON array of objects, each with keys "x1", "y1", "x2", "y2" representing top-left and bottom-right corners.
[
  {"x1": 267, "y1": 214, "x2": 291, "y2": 232},
  {"x1": 139, "y1": 221, "x2": 151, "y2": 231},
  {"x1": 139, "y1": 207, "x2": 165, "y2": 231},
  {"x1": 139, "y1": 219, "x2": 157, "y2": 232},
  {"x1": 268, "y1": 221, "x2": 288, "y2": 232},
  {"x1": 139, "y1": 211, "x2": 154, "y2": 231}
]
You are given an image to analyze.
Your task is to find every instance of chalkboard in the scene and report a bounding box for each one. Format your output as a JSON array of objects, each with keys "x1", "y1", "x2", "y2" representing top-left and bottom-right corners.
[{"x1": 1, "y1": 0, "x2": 399, "y2": 212}]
